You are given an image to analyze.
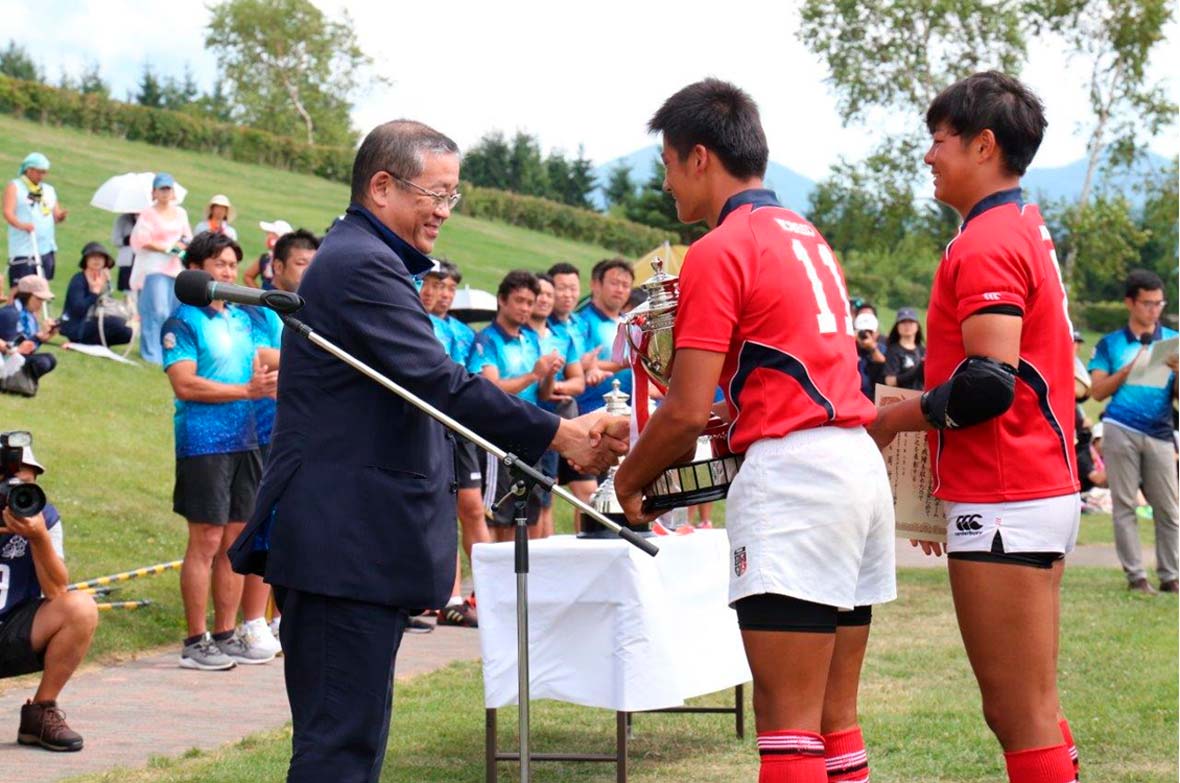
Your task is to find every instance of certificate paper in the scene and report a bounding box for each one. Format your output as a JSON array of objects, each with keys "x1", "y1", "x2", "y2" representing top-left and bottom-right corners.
[
  {"x1": 874, "y1": 385, "x2": 946, "y2": 543},
  {"x1": 1126, "y1": 336, "x2": 1178, "y2": 389}
]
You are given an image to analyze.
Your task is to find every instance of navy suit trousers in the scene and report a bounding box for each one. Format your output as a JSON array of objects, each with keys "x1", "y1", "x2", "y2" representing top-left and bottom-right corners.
[{"x1": 276, "y1": 587, "x2": 408, "y2": 783}]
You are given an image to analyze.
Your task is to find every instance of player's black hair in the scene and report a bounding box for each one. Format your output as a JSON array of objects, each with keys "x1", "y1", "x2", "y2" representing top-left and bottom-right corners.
[
  {"x1": 185, "y1": 230, "x2": 243, "y2": 269},
  {"x1": 1124, "y1": 268, "x2": 1165, "y2": 300},
  {"x1": 591, "y1": 257, "x2": 634, "y2": 284},
  {"x1": 273, "y1": 229, "x2": 319, "y2": 264},
  {"x1": 535, "y1": 272, "x2": 554, "y2": 287},
  {"x1": 648, "y1": 78, "x2": 769, "y2": 180},
  {"x1": 497, "y1": 269, "x2": 540, "y2": 300},
  {"x1": 925, "y1": 71, "x2": 1046, "y2": 176},
  {"x1": 547, "y1": 261, "x2": 580, "y2": 278},
  {"x1": 437, "y1": 258, "x2": 462, "y2": 284}
]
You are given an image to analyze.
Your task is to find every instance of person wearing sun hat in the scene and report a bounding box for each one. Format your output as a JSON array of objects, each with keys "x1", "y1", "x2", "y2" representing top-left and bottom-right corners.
[
  {"x1": 244, "y1": 219, "x2": 293, "y2": 290},
  {"x1": 60, "y1": 242, "x2": 133, "y2": 347},
  {"x1": 130, "y1": 173, "x2": 192, "y2": 364},
  {"x1": 193, "y1": 194, "x2": 239, "y2": 241},
  {"x1": 3, "y1": 152, "x2": 68, "y2": 287},
  {"x1": 0, "y1": 276, "x2": 59, "y2": 382}
]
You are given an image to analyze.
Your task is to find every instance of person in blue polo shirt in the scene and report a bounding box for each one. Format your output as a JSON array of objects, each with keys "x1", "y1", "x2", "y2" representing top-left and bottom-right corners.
[
  {"x1": 1089, "y1": 268, "x2": 1179, "y2": 594},
  {"x1": 468, "y1": 270, "x2": 563, "y2": 541},
  {"x1": 575, "y1": 257, "x2": 634, "y2": 414},
  {"x1": 529, "y1": 272, "x2": 587, "y2": 537},
  {"x1": 162, "y1": 231, "x2": 278, "y2": 670}
]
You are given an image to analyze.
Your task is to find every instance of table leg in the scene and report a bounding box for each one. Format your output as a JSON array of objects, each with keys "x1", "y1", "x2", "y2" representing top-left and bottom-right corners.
[
  {"x1": 735, "y1": 683, "x2": 745, "y2": 739},
  {"x1": 486, "y1": 708, "x2": 498, "y2": 783},
  {"x1": 616, "y1": 711, "x2": 628, "y2": 783}
]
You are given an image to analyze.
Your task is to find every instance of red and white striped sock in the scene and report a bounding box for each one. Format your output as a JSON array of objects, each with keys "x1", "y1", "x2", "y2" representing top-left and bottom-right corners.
[
  {"x1": 757, "y1": 730, "x2": 828, "y2": 783},
  {"x1": 1003, "y1": 743, "x2": 1077, "y2": 783},
  {"x1": 1058, "y1": 718, "x2": 1079, "y2": 780},
  {"x1": 823, "y1": 726, "x2": 870, "y2": 782}
]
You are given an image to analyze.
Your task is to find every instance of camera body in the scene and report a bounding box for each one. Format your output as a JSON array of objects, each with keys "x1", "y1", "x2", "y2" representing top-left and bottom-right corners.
[
  {"x1": 0, "y1": 431, "x2": 47, "y2": 518},
  {"x1": 857, "y1": 329, "x2": 872, "y2": 340}
]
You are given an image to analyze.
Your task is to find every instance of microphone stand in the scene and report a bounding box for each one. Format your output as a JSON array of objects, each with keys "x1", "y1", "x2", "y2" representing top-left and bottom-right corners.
[{"x1": 277, "y1": 312, "x2": 658, "y2": 783}]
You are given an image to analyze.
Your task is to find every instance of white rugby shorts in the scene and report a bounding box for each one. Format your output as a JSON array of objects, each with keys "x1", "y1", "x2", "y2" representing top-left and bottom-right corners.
[
  {"x1": 726, "y1": 426, "x2": 897, "y2": 610},
  {"x1": 944, "y1": 492, "x2": 1080, "y2": 555}
]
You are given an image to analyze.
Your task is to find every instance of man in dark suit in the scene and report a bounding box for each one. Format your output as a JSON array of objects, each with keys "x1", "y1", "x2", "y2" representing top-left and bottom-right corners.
[{"x1": 229, "y1": 120, "x2": 625, "y2": 783}]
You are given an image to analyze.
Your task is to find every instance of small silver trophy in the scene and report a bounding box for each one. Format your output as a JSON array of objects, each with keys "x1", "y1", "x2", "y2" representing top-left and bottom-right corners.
[{"x1": 579, "y1": 380, "x2": 651, "y2": 538}]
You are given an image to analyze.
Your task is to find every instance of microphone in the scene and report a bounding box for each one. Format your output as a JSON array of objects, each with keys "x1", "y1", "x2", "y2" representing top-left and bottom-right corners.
[
  {"x1": 1139, "y1": 332, "x2": 1154, "y2": 346},
  {"x1": 175, "y1": 270, "x2": 304, "y2": 314}
]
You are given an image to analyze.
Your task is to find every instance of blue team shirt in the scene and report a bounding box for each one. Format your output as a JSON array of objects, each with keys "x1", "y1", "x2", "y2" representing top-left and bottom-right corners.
[
  {"x1": 429, "y1": 314, "x2": 477, "y2": 365},
  {"x1": 575, "y1": 302, "x2": 632, "y2": 412},
  {"x1": 245, "y1": 306, "x2": 284, "y2": 446},
  {"x1": 162, "y1": 303, "x2": 259, "y2": 458},
  {"x1": 0, "y1": 503, "x2": 61, "y2": 622},
  {"x1": 1089, "y1": 324, "x2": 1178, "y2": 440},
  {"x1": 467, "y1": 321, "x2": 543, "y2": 404}
]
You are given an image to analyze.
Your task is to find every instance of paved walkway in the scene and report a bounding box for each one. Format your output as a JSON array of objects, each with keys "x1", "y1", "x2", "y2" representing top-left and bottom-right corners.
[
  {"x1": 0, "y1": 541, "x2": 1132, "y2": 783},
  {"x1": 0, "y1": 621, "x2": 482, "y2": 783}
]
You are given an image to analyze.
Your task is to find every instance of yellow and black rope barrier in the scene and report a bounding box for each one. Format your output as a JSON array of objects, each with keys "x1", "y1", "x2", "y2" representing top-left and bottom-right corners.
[{"x1": 67, "y1": 560, "x2": 182, "y2": 592}]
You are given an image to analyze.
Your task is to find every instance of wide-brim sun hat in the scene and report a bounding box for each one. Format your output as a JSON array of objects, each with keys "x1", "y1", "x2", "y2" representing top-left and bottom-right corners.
[
  {"x1": 259, "y1": 219, "x2": 294, "y2": 236},
  {"x1": 79, "y1": 241, "x2": 115, "y2": 270},
  {"x1": 206, "y1": 194, "x2": 236, "y2": 222}
]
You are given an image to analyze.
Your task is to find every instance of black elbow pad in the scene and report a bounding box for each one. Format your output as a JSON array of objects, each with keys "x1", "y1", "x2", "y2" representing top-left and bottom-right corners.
[{"x1": 920, "y1": 356, "x2": 1017, "y2": 429}]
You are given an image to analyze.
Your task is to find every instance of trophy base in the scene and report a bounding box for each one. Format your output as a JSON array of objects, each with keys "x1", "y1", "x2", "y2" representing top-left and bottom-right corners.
[
  {"x1": 641, "y1": 455, "x2": 743, "y2": 514},
  {"x1": 577, "y1": 512, "x2": 654, "y2": 539}
]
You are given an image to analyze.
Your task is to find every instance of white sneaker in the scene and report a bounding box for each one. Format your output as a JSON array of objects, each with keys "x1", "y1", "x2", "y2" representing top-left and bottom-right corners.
[
  {"x1": 243, "y1": 618, "x2": 282, "y2": 657},
  {"x1": 268, "y1": 616, "x2": 281, "y2": 641},
  {"x1": 217, "y1": 625, "x2": 276, "y2": 665}
]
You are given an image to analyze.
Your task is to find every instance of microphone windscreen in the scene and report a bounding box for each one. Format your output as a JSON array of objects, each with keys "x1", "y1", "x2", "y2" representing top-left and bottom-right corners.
[
  {"x1": 175, "y1": 270, "x2": 213, "y2": 306},
  {"x1": 1140, "y1": 332, "x2": 1154, "y2": 346}
]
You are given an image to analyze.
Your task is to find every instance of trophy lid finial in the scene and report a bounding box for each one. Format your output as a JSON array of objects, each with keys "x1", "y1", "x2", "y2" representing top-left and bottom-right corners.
[{"x1": 602, "y1": 378, "x2": 631, "y2": 415}]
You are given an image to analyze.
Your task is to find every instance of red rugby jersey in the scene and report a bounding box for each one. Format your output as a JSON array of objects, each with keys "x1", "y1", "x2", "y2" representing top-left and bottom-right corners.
[
  {"x1": 925, "y1": 189, "x2": 1079, "y2": 502},
  {"x1": 674, "y1": 190, "x2": 875, "y2": 455}
]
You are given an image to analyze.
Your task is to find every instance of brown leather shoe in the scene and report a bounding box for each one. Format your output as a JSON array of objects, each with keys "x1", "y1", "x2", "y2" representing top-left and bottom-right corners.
[
  {"x1": 1160, "y1": 579, "x2": 1179, "y2": 593},
  {"x1": 1128, "y1": 578, "x2": 1158, "y2": 595},
  {"x1": 18, "y1": 700, "x2": 83, "y2": 752}
]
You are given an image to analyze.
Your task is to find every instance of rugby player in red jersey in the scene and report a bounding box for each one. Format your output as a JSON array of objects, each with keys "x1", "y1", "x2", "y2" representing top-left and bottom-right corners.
[
  {"x1": 612, "y1": 79, "x2": 896, "y2": 783},
  {"x1": 869, "y1": 72, "x2": 1080, "y2": 783}
]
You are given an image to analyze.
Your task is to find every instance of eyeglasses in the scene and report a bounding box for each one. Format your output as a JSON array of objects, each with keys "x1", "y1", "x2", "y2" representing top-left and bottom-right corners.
[
  {"x1": 1135, "y1": 299, "x2": 1167, "y2": 309},
  {"x1": 388, "y1": 173, "x2": 461, "y2": 210}
]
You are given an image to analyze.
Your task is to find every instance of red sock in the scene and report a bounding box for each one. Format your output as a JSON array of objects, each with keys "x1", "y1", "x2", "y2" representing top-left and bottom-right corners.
[
  {"x1": 823, "y1": 726, "x2": 870, "y2": 782},
  {"x1": 1004, "y1": 744, "x2": 1076, "y2": 783},
  {"x1": 757, "y1": 730, "x2": 827, "y2": 783},
  {"x1": 1058, "y1": 718, "x2": 1079, "y2": 780}
]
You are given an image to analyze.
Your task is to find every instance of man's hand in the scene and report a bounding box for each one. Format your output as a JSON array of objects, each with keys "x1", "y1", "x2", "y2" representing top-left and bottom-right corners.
[
  {"x1": 532, "y1": 350, "x2": 564, "y2": 380},
  {"x1": 1166, "y1": 352, "x2": 1178, "y2": 373},
  {"x1": 0, "y1": 508, "x2": 49, "y2": 541},
  {"x1": 16, "y1": 340, "x2": 36, "y2": 356},
  {"x1": 866, "y1": 404, "x2": 899, "y2": 450},
  {"x1": 245, "y1": 353, "x2": 279, "y2": 399},
  {"x1": 552, "y1": 412, "x2": 628, "y2": 474},
  {"x1": 611, "y1": 460, "x2": 662, "y2": 527}
]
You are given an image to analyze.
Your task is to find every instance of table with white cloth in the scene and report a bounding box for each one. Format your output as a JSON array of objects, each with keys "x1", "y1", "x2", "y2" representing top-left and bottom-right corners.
[{"x1": 472, "y1": 529, "x2": 752, "y2": 782}]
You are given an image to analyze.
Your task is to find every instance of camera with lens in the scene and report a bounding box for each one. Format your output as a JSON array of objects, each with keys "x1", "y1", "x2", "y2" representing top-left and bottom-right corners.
[
  {"x1": 857, "y1": 329, "x2": 872, "y2": 340},
  {"x1": 0, "y1": 431, "x2": 47, "y2": 518}
]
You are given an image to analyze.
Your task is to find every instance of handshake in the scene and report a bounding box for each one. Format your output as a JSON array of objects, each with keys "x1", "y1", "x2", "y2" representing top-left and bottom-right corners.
[{"x1": 549, "y1": 410, "x2": 631, "y2": 475}]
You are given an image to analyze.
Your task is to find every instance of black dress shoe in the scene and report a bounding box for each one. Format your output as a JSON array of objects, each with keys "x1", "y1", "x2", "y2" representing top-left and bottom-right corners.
[
  {"x1": 1159, "y1": 579, "x2": 1179, "y2": 593},
  {"x1": 1128, "y1": 578, "x2": 1158, "y2": 595}
]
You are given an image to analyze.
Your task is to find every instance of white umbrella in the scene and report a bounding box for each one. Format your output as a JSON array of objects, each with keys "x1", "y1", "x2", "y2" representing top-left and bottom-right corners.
[
  {"x1": 449, "y1": 286, "x2": 497, "y2": 324},
  {"x1": 90, "y1": 172, "x2": 188, "y2": 214}
]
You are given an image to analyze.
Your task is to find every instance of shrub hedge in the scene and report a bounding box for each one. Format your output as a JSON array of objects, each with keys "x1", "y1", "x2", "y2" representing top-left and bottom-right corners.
[{"x1": 0, "y1": 75, "x2": 670, "y2": 255}]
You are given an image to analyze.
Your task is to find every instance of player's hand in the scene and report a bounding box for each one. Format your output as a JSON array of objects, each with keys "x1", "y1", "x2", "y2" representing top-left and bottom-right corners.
[
  {"x1": 1166, "y1": 353, "x2": 1178, "y2": 373},
  {"x1": 16, "y1": 340, "x2": 36, "y2": 356},
  {"x1": 585, "y1": 367, "x2": 612, "y2": 386},
  {"x1": 612, "y1": 467, "x2": 661, "y2": 527},
  {"x1": 910, "y1": 538, "x2": 945, "y2": 557},
  {"x1": 0, "y1": 508, "x2": 48, "y2": 541},
  {"x1": 245, "y1": 353, "x2": 279, "y2": 399},
  {"x1": 865, "y1": 412, "x2": 897, "y2": 451},
  {"x1": 553, "y1": 412, "x2": 628, "y2": 474}
]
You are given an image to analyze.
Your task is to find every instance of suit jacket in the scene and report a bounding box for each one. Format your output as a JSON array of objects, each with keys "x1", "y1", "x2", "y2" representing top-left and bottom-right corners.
[{"x1": 229, "y1": 205, "x2": 558, "y2": 609}]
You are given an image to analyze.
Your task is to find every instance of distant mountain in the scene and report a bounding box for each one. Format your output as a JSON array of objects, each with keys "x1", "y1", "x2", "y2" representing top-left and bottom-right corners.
[
  {"x1": 1022, "y1": 150, "x2": 1171, "y2": 206},
  {"x1": 590, "y1": 146, "x2": 816, "y2": 211}
]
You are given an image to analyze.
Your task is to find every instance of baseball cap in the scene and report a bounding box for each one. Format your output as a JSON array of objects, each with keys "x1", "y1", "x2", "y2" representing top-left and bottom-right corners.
[
  {"x1": 17, "y1": 276, "x2": 54, "y2": 300},
  {"x1": 20, "y1": 445, "x2": 45, "y2": 475},
  {"x1": 152, "y1": 172, "x2": 175, "y2": 189},
  {"x1": 853, "y1": 312, "x2": 879, "y2": 332},
  {"x1": 895, "y1": 307, "x2": 919, "y2": 324},
  {"x1": 259, "y1": 220, "x2": 294, "y2": 236},
  {"x1": 20, "y1": 152, "x2": 50, "y2": 174}
]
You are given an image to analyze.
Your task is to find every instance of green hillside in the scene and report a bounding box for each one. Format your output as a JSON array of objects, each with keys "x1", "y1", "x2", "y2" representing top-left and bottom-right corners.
[{"x1": 0, "y1": 114, "x2": 632, "y2": 659}]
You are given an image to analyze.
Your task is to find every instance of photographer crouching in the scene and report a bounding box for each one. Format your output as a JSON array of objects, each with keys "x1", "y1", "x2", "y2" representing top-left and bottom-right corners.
[{"x1": 0, "y1": 431, "x2": 97, "y2": 751}]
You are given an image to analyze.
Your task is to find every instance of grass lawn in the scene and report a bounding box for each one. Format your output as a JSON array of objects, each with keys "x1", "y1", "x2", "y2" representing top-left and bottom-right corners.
[{"x1": 63, "y1": 567, "x2": 1178, "y2": 783}]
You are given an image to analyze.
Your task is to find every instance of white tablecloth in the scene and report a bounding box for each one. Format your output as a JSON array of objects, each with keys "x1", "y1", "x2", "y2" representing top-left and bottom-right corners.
[{"x1": 473, "y1": 529, "x2": 751, "y2": 712}]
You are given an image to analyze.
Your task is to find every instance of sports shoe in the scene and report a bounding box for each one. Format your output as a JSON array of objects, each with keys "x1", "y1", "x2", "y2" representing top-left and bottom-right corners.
[
  {"x1": 438, "y1": 601, "x2": 478, "y2": 628},
  {"x1": 242, "y1": 618, "x2": 282, "y2": 657},
  {"x1": 406, "y1": 616, "x2": 434, "y2": 634},
  {"x1": 179, "y1": 632, "x2": 236, "y2": 671},
  {"x1": 216, "y1": 628, "x2": 277, "y2": 665},
  {"x1": 18, "y1": 700, "x2": 84, "y2": 752},
  {"x1": 268, "y1": 616, "x2": 281, "y2": 640}
]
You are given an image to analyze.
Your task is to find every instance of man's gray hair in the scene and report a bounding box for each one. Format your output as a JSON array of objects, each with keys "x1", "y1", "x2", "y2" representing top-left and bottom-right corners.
[{"x1": 350, "y1": 120, "x2": 460, "y2": 204}]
